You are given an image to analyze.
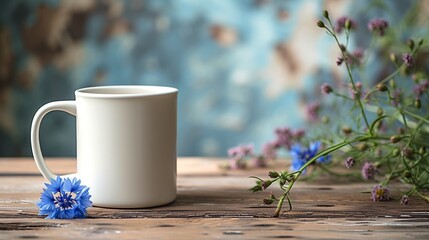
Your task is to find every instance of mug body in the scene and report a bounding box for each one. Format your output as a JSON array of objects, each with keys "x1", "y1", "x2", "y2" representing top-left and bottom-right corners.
[{"x1": 75, "y1": 86, "x2": 177, "y2": 208}]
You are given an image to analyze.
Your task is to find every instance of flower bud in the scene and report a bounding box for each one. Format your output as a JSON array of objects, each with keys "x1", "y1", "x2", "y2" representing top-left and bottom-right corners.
[
  {"x1": 279, "y1": 178, "x2": 286, "y2": 187},
  {"x1": 390, "y1": 135, "x2": 401, "y2": 143},
  {"x1": 321, "y1": 83, "x2": 333, "y2": 94},
  {"x1": 377, "y1": 107, "x2": 384, "y2": 116},
  {"x1": 317, "y1": 20, "x2": 325, "y2": 28},
  {"x1": 263, "y1": 198, "x2": 274, "y2": 205},
  {"x1": 345, "y1": 19, "x2": 351, "y2": 30},
  {"x1": 250, "y1": 184, "x2": 262, "y2": 192},
  {"x1": 401, "y1": 195, "x2": 410, "y2": 205},
  {"x1": 376, "y1": 83, "x2": 387, "y2": 92},
  {"x1": 403, "y1": 170, "x2": 411, "y2": 179},
  {"x1": 392, "y1": 147, "x2": 400, "y2": 157},
  {"x1": 358, "y1": 143, "x2": 368, "y2": 151},
  {"x1": 336, "y1": 57, "x2": 344, "y2": 66},
  {"x1": 268, "y1": 171, "x2": 279, "y2": 178},
  {"x1": 342, "y1": 126, "x2": 352, "y2": 135},
  {"x1": 415, "y1": 98, "x2": 421, "y2": 109},
  {"x1": 402, "y1": 148, "x2": 414, "y2": 159},
  {"x1": 403, "y1": 65, "x2": 412, "y2": 75},
  {"x1": 323, "y1": 10, "x2": 329, "y2": 19},
  {"x1": 355, "y1": 81, "x2": 362, "y2": 91},
  {"x1": 389, "y1": 79, "x2": 396, "y2": 88},
  {"x1": 390, "y1": 53, "x2": 396, "y2": 63},
  {"x1": 419, "y1": 146, "x2": 426, "y2": 155},
  {"x1": 321, "y1": 116, "x2": 330, "y2": 124},
  {"x1": 261, "y1": 180, "x2": 272, "y2": 190},
  {"x1": 407, "y1": 39, "x2": 415, "y2": 50},
  {"x1": 345, "y1": 157, "x2": 355, "y2": 168}
]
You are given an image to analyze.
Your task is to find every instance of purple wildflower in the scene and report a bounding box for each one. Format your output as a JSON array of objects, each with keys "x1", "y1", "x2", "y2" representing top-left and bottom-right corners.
[
  {"x1": 413, "y1": 85, "x2": 424, "y2": 96},
  {"x1": 271, "y1": 127, "x2": 306, "y2": 151},
  {"x1": 353, "y1": 48, "x2": 364, "y2": 59},
  {"x1": 292, "y1": 129, "x2": 306, "y2": 139},
  {"x1": 336, "y1": 57, "x2": 344, "y2": 66},
  {"x1": 335, "y1": 16, "x2": 357, "y2": 33},
  {"x1": 350, "y1": 48, "x2": 365, "y2": 65},
  {"x1": 305, "y1": 102, "x2": 321, "y2": 122},
  {"x1": 414, "y1": 79, "x2": 429, "y2": 97},
  {"x1": 391, "y1": 90, "x2": 401, "y2": 106},
  {"x1": 228, "y1": 144, "x2": 254, "y2": 158},
  {"x1": 227, "y1": 148, "x2": 240, "y2": 158},
  {"x1": 321, "y1": 83, "x2": 333, "y2": 94},
  {"x1": 368, "y1": 18, "x2": 389, "y2": 36},
  {"x1": 361, "y1": 162, "x2": 378, "y2": 180},
  {"x1": 345, "y1": 157, "x2": 355, "y2": 168},
  {"x1": 371, "y1": 185, "x2": 390, "y2": 201},
  {"x1": 274, "y1": 127, "x2": 293, "y2": 149},
  {"x1": 400, "y1": 195, "x2": 409, "y2": 205},
  {"x1": 402, "y1": 53, "x2": 414, "y2": 67},
  {"x1": 227, "y1": 144, "x2": 254, "y2": 170},
  {"x1": 262, "y1": 142, "x2": 278, "y2": 160},
  {"x1": 348, "y1": 82, "x2": 363, "y2": 100}
]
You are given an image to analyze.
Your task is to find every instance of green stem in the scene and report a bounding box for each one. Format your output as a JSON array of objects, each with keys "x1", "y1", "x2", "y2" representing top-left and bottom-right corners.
[
  {"x1": 382, "y1": 160, "x2": 401, "y2": 186},
  {"x1": 273, "y1": 134, "x2": 383, "y2": 217},
  {"x1": 332, "y1": 91, "x2": 353, "y2": 101},
  {"x1": 365, "y1": 43, "x2": 421, "y2": 98},
  {"x1": 274, "y1": 194, "x2": 287, "y2": 217},
  {"x1": 376, "y1": 65, "x2": 403, "y2": 86},
  {"x1": 324, "y1": 22, "x2": 370, "y2": 130},
  {"x1": 318, "y1": 164, "x2": 360, "y2": 178},
  {"x1": 401, "y1": 109, "x2": 429, "y2": 125},
  {"x1": 416, "y1": 191, "x2": 429, "y2": 203}
]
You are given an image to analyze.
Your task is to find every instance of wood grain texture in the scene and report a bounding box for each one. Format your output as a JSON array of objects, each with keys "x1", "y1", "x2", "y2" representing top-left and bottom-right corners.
[{"x1": 0, "y1": 158, "x2": 428, "y2": 239}]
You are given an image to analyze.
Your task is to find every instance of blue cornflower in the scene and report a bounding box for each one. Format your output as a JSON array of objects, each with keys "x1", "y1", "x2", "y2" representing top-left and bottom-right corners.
[
  {"x1": 316, "y1": 155, "x2": 332, "y2": 164},
  {"x1": 36, "y1": 176, "x2": 92, "y2": 219},
  {"x1": 290, "y1": 141, "x2": 330, "y2": 172}
]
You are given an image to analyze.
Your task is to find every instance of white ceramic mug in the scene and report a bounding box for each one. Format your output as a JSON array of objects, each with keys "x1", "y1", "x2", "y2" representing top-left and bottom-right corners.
[{"x1": 31, "y1": 85, "x2": 178, "y2": 208}]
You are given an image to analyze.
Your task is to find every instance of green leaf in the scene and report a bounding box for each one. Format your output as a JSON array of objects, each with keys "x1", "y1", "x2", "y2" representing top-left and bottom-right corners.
[{"x1": 249, "y1": 185, "x2": 263, "y2": 193}]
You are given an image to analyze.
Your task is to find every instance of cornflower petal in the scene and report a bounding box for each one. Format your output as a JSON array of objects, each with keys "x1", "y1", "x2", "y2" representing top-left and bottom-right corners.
[
  {"x1": 63, "y1": 178, "x2": 85, "y2": 194},
  {"x1": 309, "y1": 142, "x2": 321, "y2": 155},
  {"x1": 44, "y1": 176, "x2": 63, "y2": 193},
  {"x1": 36, "y1": 177, "x2": 92, "y2": 219}
]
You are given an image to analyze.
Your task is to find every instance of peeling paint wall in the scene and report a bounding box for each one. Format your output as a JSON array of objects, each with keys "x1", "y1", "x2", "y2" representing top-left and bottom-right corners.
[{"x1": 0, "y1": 0, "x2": 425, "y2": 156}]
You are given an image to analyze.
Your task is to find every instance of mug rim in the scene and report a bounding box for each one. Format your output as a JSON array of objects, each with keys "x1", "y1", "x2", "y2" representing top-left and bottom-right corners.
[{"x1": 75, "y1": 85, "x2": 178, "y2": 98}]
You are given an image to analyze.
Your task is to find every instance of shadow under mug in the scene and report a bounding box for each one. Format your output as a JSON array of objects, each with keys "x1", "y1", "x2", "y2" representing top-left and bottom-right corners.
[{"x1": 31, "y1": 85, "x2": 178, "y2": 208}]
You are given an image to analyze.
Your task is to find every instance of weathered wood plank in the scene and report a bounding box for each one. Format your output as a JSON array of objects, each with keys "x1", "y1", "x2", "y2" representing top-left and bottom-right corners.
[
  {"x1": 0, "y1": 158, "x2": 428, "y2": 239},
  {"x1": 1, "y1": 217, "x2": 429, "y2": 239}
]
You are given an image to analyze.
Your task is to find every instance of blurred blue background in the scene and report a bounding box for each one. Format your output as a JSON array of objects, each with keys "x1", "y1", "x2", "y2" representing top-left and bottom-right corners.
[{"x1": 0, "y1": 0, "x2": 427, "y2": 157}]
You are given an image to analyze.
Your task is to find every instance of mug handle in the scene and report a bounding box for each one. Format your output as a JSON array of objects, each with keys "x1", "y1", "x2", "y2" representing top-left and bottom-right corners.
[{"x1": 31, "y1": 101, "x2": 76, "y2": 180}]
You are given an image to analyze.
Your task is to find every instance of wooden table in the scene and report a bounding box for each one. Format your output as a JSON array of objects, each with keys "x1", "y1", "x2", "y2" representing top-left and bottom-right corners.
[{"x1": 1, "y1": 158, "x2": 428, "y2": 239}]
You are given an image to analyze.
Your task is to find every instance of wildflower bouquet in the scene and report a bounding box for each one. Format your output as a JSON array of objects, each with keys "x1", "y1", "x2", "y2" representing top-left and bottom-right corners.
[{"x1": 228, "y1": 10, "x2": 429, "y2": 217}]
